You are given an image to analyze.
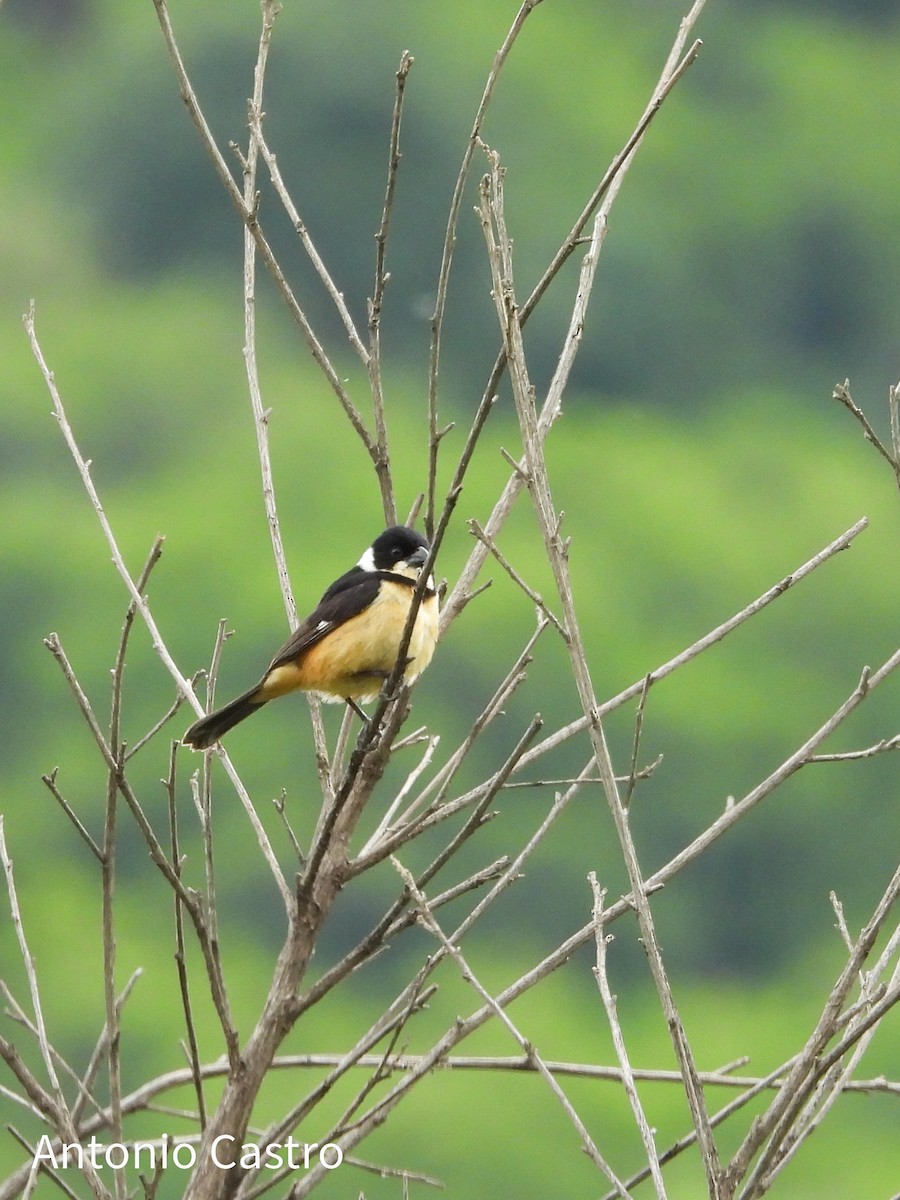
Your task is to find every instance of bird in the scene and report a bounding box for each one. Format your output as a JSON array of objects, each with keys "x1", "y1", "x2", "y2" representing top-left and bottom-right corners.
[{"x1": 182, "y1": 525, "x2": 438, "y2": 750}]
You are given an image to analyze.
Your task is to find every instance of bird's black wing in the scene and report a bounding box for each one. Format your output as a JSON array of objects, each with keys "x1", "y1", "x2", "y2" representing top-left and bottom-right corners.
[{"x1": 265, "y1": 572, "x2": 384, "y2": 672}]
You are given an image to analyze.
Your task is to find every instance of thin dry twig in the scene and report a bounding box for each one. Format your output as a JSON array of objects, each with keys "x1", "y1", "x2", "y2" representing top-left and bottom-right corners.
[
  {"x1": 392, "y1": 859, "x2": 634, "y2": 1197},
  {"x1": 441, "y1": 20, "x2": 705, "y2": 631},
  {"x1": 365, "y1": 48, "x2": 416, "y2": 525},
  {"x1": 0, "y1": 820, "x2": 112, "y2": 1200},
  {"x1": 40, "y1": 767, "x2": 102, "y2": 862},
  {"x1": 426, "y1": 0, "x2": 546, "y2": 536},
  {"x1": 479, "y1": 136, "x2": 721, "y2": 1194},
  {"x1": 241, "y1": 2, "x2": 298, "y2": 628},
  {"x1": 25, "y1": 303, "x2": 292, "y2": 912},
  {"x1": 726, "y1": 862, "x2": 900, "y2": 1198},
  {"x1": 591, "y1": 876, "x2": 667, "y2": 1198},
  {"x1": 833, "y1": 379, "x2": 900, "y2": 493},
  {"x1": 151, "y1": 0, "x2": 377, "y2": 462},
  {"x1": 510, "y1": 516, "x2": 869, "y2": 775},
  {"x1": 807, "y1": 733, "x2": 900, "y2": 762},
  {"x1": 1, "y1": 822, "x2": 66, "y2": 1112},
  {"x1": 249, "y1": 121, "x2": 368, "y2": 371},
  {"x1": 165, "y1": 742, "x2": 207, "y2": 1131},
  {"x1": 623, "y1": 675, "x2": 653, "y2": 809},
  {"x1": 468, "y1": 518, "x2": 568, "y2": 638}
]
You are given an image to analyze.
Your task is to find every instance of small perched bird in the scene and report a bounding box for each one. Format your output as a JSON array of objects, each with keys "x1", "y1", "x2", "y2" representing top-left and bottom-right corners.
[{"x1": 183, "y1": 525, "x2": 438, "y2": 750}]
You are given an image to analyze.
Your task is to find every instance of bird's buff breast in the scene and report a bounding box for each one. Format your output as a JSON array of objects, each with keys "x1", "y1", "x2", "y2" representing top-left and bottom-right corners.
[{"x1": 267, "y1": 583, "x2": 438, "y2": 702}]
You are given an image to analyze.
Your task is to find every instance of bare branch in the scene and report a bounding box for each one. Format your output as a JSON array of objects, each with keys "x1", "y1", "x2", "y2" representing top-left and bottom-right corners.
[
  {"x1": 726, "y1": 862, "x2": 900, "y2": 1198},
  {"x1": 479, "y1": 135, "x2": 721, "y2": 1192},
  {"x1": 468, "y1": 518, "x2": 568, "y2": 638},
  {"x1": 151, "y1": 0, "x2": 377, "y2": 460},
  {"x1": 513, "y1": 517, "x2": 869, "y2": 773},
  {"x1": 807, "y1": 734, "x2": 900, "y2": 762},
  {"x1": 40, "y1": 767, "x2": 102, "y2": 862},
  {"x1": 365, "y1": 49, "x2": 416, "y2": 526},
  {"x1": 166, "y1": 743, "x2": 207, "y2": 1130},
  {"x1": 25, "y1": 305, "x2": 292, "y2": 912},
  {"x1": 392, "y1": 859, "x2": 634, "y2": 1196},
  {"x1": 591, "y1": 876, "x2": 667, "y2": 1198},
  {"x1": 249, "y1": 123, "x2": 369, "y2": 370},
  {"x1": 441, "y1": 20, "x2": 705, "y2": 630},
  {"x1": 426, "y1": 0, "x2": 546, "y2": 535},
  {"x1": 242, "y1": 4, "x2": 299, "y2": 628},
  {"x1": 833, "y1": 379, "x2": 900, "y2": 493},
  {"x1": 0, "y1": 820, "x2": 112, "y2": 1200}
]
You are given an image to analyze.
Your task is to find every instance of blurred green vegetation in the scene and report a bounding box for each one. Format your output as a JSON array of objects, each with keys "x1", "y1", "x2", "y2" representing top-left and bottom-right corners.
[{"x1": 2, "y1": 0, "x2": 899, "y2": 1195}]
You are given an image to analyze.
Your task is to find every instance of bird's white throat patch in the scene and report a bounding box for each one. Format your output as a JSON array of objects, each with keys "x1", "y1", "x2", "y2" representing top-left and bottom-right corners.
[{"x1": 356, "y1": 546, "x2": 377, "y2": 572}]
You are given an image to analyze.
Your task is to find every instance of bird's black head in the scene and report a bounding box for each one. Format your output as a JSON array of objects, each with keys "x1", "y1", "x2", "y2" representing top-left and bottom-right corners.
[
  {"x1": 318, "y1": 526, "x2": 434, "y2": 607},
  {"x1": 361, "y1": 525, "x2": 431, "y2": 574}
]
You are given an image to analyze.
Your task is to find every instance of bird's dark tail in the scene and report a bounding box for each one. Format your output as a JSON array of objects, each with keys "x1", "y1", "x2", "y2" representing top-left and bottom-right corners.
[{"x1": 182, "y1": 686, "x2": 267, "y2": 750}]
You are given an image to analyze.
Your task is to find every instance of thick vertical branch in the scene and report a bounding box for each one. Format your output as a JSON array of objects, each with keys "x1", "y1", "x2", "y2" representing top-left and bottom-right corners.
[
  {"x1": 440, "y1": 26, "x2": 704, "y2": 632},
  {"x1": 426, "y1": 0, "x2": 546, "y2": 536},
  {"x1": 480, "y1": 147, "x2": 723, "y2": 1195},
  {"x1": 183, "y1": 762, "x2": 383, "y2": 1200}
]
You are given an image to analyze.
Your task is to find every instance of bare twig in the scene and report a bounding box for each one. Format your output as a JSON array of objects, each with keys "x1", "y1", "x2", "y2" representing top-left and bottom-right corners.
[
  {"x1": 272, "y1": 790, "x2": 306, "y2": 864},
  {"x1": 242, "y1": 1, "x2": 298, "y2": 628},
  {"x1": 479, "y1": 137, "x2": 721, "y2": 1195},
  {"x1": 124, "y1": 683, "x2": 195, "y2": 760},
  {"x1": 25, "y1": 304, "x2": 292, "y2": 912},
  {"x1": 1, "y1": 822, "x2": 67, "y2": 1108},
  {"x1": 77, "y1": 971, "x2": 143, "y2": 1136},
  {"x1": 358, "y1": 731, "x2": 441, "y2": 855},
  {"x1": 249, "y1": 123, "x2": 369, "y2": 370},
  {"x1": 426, "y1": 0, "x2": 547, "y2": 536},
  {"x1": 833, "y1": 379, "x2": 900, "y2": 493},
  {"x1": 807, "y1": 734, "x2": 900, "y2": 762},
  {"x1": 166, "y1": 742, "x2": 207, "y2": 1130},
  {"x1": 623, "y1": 675, "x2": 653, "y2": 809},
  {"x1": 727, "y1": 862, "x2": 900, "y2": 1198},
  {"x1": 104, "y1": 539, "x2": 162, "y2": 1200},
  {"x1": 0, "y1": 820, "x2": 112, "y2": 1200},
  {"x1": 40, "y1": 767, "x2": 102, "y2": 862},
  {"x1": 150, "y1": 0, "x2": 377, "y2": 461},
  {"x1": 302, "y1": 715, "x2": 544, "y2": 1015},
  {"x1": 2, "y1": 983, "x2": 103, "y2": 1125},
  {"x1": 235, "y1": 985, "x2": 437, "y2": 1200},
  {"x1": 41, "y1": 631, "x2": 241, "y2": 1070},
  {"x1": 366, "y1": 48, "x2": 416, "y2": 525},
  {"x1": 367, "y1": 615, "x2": 549, "y2": 839},
  {"x1": 441, "y1": 21, "x2": 705, "y2": 631},
  {"x1": 511, "y1": 517, "x2": 869, "y2": 775},
  {"x1": 591, "y1": 876, "x2": 667, "y2": 1198},
  {"x1": 468, "y1": 518, "x2": 568, "y2": 638},
  {"x1": 392, "y1": 859, "x2": 634, "y2": 1196}
]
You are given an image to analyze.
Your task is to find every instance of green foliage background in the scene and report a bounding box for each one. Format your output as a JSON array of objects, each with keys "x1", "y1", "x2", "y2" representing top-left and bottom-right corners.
[{"x1": 1, "y1": 0, "x2": 899, "y2": 1195}]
